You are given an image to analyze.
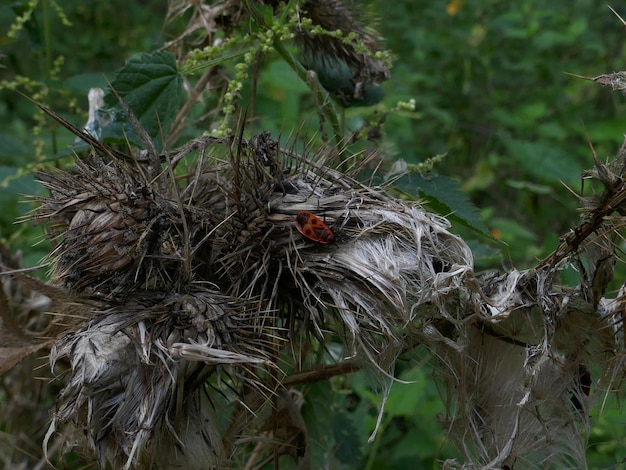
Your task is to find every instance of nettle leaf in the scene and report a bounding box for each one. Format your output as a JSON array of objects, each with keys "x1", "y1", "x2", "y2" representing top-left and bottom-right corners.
[
  {"x1": 101, "y1": 50, "x2": 183, "y2": 149},
  {"x1": 330, "y1": 407, "x2": 362, "y2": 464},
  {"x1": 398, "y1": 174, "x2": 490, "y2": 237},
  {"x1": 501, "y1": 136, "x2": 583, "y2": 185},
  {"x1": 302, "y1": 382, "x2": 336, "y2": 468}
]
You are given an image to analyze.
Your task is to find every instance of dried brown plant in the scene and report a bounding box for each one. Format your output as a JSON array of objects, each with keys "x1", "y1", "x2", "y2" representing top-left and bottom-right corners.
[
  {"x1": 3, "y1": 2, "x2": 626, "y2": 470},
  {"x1": 1, "y1": 93, "x2": 624, "y2": 468}
]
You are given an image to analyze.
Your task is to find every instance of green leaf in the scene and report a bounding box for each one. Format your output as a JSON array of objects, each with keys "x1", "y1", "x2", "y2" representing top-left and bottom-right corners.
[
  {"x1": 0, "y1": 132, "x2": 29, "y2": 162},
  {"x1": 399, "y1": 174, "x2": 490, "y2": 237},
  {"x1": 500, "y1": 137, "x2": 583, "y2": 185},
  {"x1": 301, "y1": 382, "x2": 336, "y2": 468},
  {"x1": 490, "y1": 217, "x2": 538, "y2": 242},
  {"x1": 256, "y1": 2, "x2": 275, "y2": 24},
  {"x1": 586, "y1": 118, "x2": 626, "y2": 143},
  {"x1": 383, "y1": 367, "x2": 426, "y2": 418},
  {"x1": 330, "y1": 408, "x2": 362, "y2": 464},
  {"x1": 101, "y1": 50, "x2": 183, "y2": 149}
]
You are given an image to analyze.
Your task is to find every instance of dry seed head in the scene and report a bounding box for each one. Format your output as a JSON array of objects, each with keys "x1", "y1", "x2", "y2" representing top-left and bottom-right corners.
[
  {"x1": 33, "y1": 98, "x2": 624, "y2": 468},
  {"x1": 36, "y1": 156, "x2": 216, "y2": 295},
  {"x1": 35, "y1": 118, "x2": 476, "y2": 466},
  {"x1": 435, "y1": 263, "x2": 621, "y2": 469},
  {"x1": 46, "y1": 287, "x2": 275, "y2": 469}
]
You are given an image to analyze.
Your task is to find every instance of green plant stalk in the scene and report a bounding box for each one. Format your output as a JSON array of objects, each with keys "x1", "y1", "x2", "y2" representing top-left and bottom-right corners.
[
  {"x1": 181, "y1": 50, "x2": 249, "y2": 76},
  {"x1": 42, "y1": 0, "x2": 52, "y2": 77},
  {"x1": 242, "y1": 0, "x2": 342, "y2": 143},
  {"x1": 271, "y1": 37, "x2": 343, "y2": 144},
  {"x1": 41, "y1": 0, "x2": 58, "y2": 154}
]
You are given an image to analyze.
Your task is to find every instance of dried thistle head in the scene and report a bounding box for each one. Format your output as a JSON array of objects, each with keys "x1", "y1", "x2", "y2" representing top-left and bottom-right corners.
[
  {"x1": 19, "y1": 80, "x2": 626, "y2": 469},
  {"x1": 0, "y1": 241, "x2": 93, "y2": 468},
  {"x1": 31, "y1": 100, "x2": 475, "y2": 466},
  {"x1": 434, "y1": 263, "x2": 620, "y2": 469},
  {"x1": 35, "y1": 153, "x2": 218, "y2": 295},
  {"x1": 294, "y1": 0, "x2": 391, "y2": 106},
  {"x1": 28, "y1": 84, "x2": 626, "y2": 469},
  {"x1": 45, "y1": 287, "x2": 275, "y2": 469},
  {"x1": 165, "y1": 0, "x2": 390, "y2": 114}
]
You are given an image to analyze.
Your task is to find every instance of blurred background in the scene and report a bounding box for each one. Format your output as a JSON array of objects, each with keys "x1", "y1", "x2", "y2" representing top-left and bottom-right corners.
[{"x1": 1, "y1": 0, "x2": 625, "y2": 468}]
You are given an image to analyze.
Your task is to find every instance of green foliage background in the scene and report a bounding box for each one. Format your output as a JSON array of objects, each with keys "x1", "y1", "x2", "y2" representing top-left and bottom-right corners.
[{"x1": 1, "y1": 0, "x2": 626, "y2": 468}]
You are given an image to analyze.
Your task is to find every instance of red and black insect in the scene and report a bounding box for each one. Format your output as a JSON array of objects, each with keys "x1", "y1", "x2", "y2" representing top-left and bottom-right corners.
[{"x1": 295, "y1": 211, "x2": 334, "y2": 244}]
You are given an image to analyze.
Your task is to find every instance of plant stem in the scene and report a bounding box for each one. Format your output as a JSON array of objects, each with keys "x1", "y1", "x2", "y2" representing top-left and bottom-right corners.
[
  {"x1": 42, "y1": 0, "x2": 51, "y2": 78},
  {"x1": 243, "y1": 0, "x2": 343, "y2": 144},
  {"x1": 271, "y1": 38, "x2": 343, "y2": 144},
  {"x1": 41, "y1": 0, "x2": 58, "y2": 154}
]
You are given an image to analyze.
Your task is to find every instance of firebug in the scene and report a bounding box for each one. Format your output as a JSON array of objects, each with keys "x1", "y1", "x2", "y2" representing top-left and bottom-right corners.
[{"x1": 295, "y1": 211, "x2": 334, "y2": 244}]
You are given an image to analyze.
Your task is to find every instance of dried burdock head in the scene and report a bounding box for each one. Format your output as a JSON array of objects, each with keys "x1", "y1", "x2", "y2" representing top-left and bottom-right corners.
[
  {"x1": 45, "y1": 286, "x2": 277, "y2": 469},
  {"x1": 35, "y1": 155, "x2": 216, "y2": 295},
  {"x1": 294, "y1": 0, "x2": 391, "y2": 106},
  {"x1": 32, "y1": 96, "x2": 474, "y2": 466},
  {"x1": 31, "y1": 84, "x2": 626, "y2": 467}
]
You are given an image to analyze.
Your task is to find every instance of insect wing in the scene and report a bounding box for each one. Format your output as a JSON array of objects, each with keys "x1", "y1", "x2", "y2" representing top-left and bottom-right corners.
[
  {"x1": 295, "y1": 211, "x2": 334, "y2": 244},
  {"x1": 295, "y1": 212, "x2": 311, "y2": 232},
  {"x1": 309, "y1": 223, "x2": 333, "y2": 244}
]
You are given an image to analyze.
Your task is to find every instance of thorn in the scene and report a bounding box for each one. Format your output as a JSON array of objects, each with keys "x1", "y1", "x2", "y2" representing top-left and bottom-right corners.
[
  {"x1": 608, "y1": 5, "x2": 626, "y2": 28},
  {"x1": 581, "y1": 121, "x2": 600, "y2": 165},
  {"x1": 17, "y1": 90, "x2": 109, "y2": 154},
  {"x1": 563, "y1": 71, "x2": 595, "y2": 81},
  {"x1": 581, "y1": 120, "x2": 612, "y2": 185}
]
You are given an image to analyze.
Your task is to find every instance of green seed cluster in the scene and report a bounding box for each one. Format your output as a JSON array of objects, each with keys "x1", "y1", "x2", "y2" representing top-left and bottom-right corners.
[
  {"x1": 396, "y1": 98, "x2": 416, "y2": 112},
  {"x1": 183, "y1": 21, "x2": 299, "y2": 138},
  {"x1": 7, "y1": 0, "x2": 36, "y2": 39}
]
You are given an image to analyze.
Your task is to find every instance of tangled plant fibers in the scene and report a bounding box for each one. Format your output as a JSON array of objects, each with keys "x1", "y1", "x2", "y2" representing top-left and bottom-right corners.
[
  {"x1": 6, "y1": 106, "x2": 624, "y2": 469},
  {"x1": 31, "y1": 119, "x2": 472, "y2": 468}
]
